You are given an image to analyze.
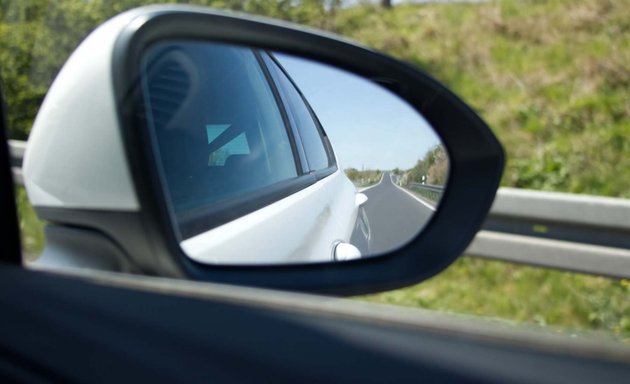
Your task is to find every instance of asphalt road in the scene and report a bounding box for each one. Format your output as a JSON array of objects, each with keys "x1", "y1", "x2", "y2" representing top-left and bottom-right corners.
[{"x1": 355, "y1": 172, "x2": 436, "y2": 255}]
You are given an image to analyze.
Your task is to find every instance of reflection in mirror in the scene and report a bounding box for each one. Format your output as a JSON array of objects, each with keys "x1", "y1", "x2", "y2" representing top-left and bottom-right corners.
[{"x1": 140, "y1": 41, "x2": 449, "y2": 265}]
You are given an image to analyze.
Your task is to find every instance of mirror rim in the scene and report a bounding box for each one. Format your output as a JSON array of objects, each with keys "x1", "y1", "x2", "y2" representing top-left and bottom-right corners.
[{"x1": 112, "y1": 5, "x2": 504, "y2": 295}]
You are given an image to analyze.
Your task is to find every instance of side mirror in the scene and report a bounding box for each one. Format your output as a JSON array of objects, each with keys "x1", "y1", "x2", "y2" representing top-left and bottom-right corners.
[{"x1": 23, "y1": 5, "x2": 503, "y2": 295}]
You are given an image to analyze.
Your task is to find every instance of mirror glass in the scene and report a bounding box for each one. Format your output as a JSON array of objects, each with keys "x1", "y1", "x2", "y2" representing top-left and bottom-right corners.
[{"x1": 140, "y1": 41, "x2": 449, "y2": 265}]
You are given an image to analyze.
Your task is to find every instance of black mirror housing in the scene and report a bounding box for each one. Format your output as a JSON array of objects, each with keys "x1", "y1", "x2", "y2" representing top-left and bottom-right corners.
[{"x1": 26, "y1": 5, "x2": 504, "y2": 295}]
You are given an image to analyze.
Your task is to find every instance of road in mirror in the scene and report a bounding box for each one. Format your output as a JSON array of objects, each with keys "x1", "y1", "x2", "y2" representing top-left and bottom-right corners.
[{"x1": 140, "y1": 41, "x2": 449, "y2": 265}]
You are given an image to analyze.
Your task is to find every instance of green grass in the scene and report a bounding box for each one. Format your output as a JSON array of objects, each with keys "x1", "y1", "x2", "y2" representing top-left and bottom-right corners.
[
  {"x1": 360, "y1": 257, "x2": 630, "y2": 342},
  {"x1": 15, "y1": 187, "x2": 45, "y2": 262},
  {"x1": 334, "y1": 0, "x2": 630, "y2": 197}
]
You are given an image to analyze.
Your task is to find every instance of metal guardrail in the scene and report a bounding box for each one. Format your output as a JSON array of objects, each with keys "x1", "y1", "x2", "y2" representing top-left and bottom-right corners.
[
  {"x1": 9, "y1": 140, "x2": 630, "y2": 279},
  {"x1": 407, "y1": 182, "x2": 444, "y2": 202},
  {"x1": 408, "y1": 182, "x2": 445, "y2": 193},
  {"x1": 468, "y1": 188, "x2": 630, "y2": 279}
]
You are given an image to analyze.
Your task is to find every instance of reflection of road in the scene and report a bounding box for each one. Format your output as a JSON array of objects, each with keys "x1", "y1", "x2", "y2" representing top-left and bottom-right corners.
[{"x1": 359, "y1": 172, "x2": 435, "y2": 255}]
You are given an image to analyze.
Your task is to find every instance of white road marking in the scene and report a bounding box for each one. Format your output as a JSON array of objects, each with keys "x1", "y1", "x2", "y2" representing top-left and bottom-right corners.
[{"x1": 392, "y1": 181, "x2": 437, "y2": 212}]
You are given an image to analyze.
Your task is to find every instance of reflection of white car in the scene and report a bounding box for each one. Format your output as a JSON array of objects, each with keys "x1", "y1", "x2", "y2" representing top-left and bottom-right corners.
[{"x1": 24, "y1": 29, "x2": 369, "y2": 265}]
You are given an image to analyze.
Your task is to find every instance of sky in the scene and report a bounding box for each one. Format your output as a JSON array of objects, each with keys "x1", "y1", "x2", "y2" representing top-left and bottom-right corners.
[{"x1": 275, "y1": 53, "x2": 442, "y2": 171}]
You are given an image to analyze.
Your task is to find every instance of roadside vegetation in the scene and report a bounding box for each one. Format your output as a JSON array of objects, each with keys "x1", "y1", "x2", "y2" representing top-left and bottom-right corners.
[
  {"x1": 344, "y1": 168, "x2": 383, "y2": 188},
  {"x1": 404, "y1": 144, "x2": 448, "y2": 187},
  {"x1": 4, "y1": 0, "x2": 629, "y2": 339},
  {"x1": 362, "y1": 257, "x2": 630, "y2": 342},
  {"x1": 15, "y1": 187, "x2": 44, "y2": 261},
  {"x1": 332, "y1": 0, "x2": 630, "y2": 198},
  {"x1": 398, "y1": 144, "x2": 448, "y2": 203}
]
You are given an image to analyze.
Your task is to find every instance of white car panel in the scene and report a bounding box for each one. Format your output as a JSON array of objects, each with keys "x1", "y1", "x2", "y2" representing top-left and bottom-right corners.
[
  {"x1": 23, "y1": 12, "x2": 140, "y2": 210},
  {"x1": 182, "y1": 170, "x2": 359, "y2": 264}
]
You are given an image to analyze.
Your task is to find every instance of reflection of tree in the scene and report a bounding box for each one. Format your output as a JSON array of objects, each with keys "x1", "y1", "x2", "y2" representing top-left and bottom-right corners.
[
  {"x1": 405, "y1": 145, "x2": 448, "y2": 186},
  {"x1": 427, "y1": 146, "x2": 448, "y2": 185},
  {"x1": 344, "y1": 168, "x2": 382, "y2": 187}
]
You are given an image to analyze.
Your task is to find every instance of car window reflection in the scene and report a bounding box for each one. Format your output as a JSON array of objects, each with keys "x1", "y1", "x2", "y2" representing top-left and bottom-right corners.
[{"x1": 142, "y1": 42, "x2": 298, "y2": 215}]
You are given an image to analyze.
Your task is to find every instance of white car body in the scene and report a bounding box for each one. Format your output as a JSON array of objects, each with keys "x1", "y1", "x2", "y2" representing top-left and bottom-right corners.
[
  {"x1": 182, "y1": 169, "x2": 361, "y2": 264},
  {"x1": 23, "y1": 9, "x2": 369, "y2": 265},
  {"x1": 23, "y1": 10, "x2": 140, "y2": 210}
]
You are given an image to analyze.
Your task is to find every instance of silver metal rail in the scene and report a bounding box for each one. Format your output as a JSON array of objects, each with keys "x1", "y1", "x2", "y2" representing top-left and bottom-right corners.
[
  {"x1": 468, "y1": 188, "x2": 630, "y2": 279},
  {"x1": 407, "y1": 182, "x2": 444, "y2": 202},
  {"x1": 9, "y1": 140, "x2": 630, "y2": 278}
]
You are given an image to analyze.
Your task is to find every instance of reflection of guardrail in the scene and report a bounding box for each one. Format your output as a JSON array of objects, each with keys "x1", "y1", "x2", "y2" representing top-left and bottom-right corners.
[
  {"x1": 407, "y1": 182, "x2": 444, "y2": 203},
  {"x1": 8, "y1": 140, "x2": 630, "y2": 279}
]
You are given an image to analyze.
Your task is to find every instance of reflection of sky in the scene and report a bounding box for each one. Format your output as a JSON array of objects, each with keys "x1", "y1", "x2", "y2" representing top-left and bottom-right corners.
[{"x1": 275, "y1": 53, "x2": 441, "y2": 170}]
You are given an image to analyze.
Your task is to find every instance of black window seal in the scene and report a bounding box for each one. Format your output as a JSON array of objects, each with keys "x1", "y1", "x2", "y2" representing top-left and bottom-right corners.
[
  {"x1": 265, "y1": 52, "x2": 336, "y2": 170},
  {"x1": 305, "y1": 103, "x2": 337, "y2": 168},
  {"x1": 312, "y1": 166, "x2": 337, "y2": 181},
  {"x1": 259, "y1": 52, "x2": 314, "y2": 172},
  {"x1": 176, "y1": 173, "x2": 317, "y2": 239},
  {"x1": 254, "y1": 50, "x2": 308, "y2": 175}
]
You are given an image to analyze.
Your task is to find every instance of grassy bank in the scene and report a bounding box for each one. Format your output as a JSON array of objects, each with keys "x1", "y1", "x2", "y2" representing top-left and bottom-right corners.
[
  {"x1": 361, "y1": 257, "x2": 630, "y2": 341},
  {"x1": 345, "y1": 168, "x2": 383, "y2": 187},
  {"x1": 334, "y1": 0, "x2": 629, "y2": 197},
  {"x1": 16, "y1": 187, "x2": 44, "y2": 262}
]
